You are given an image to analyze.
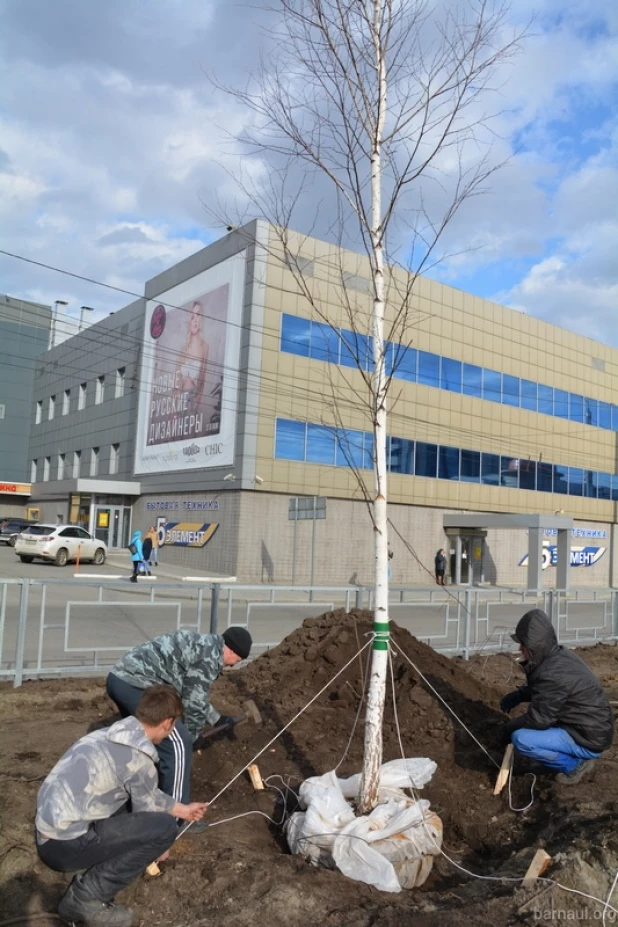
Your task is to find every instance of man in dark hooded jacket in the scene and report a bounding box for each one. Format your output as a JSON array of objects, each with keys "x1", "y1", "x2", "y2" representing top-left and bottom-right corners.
[{"x1": 500, "y1": 608, "x2": 613, "y2": 784}]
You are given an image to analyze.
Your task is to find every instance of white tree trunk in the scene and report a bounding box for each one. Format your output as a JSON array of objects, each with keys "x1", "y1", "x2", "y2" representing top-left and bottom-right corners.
[{"x1": 358, "y1": 0, "x2": 389, "y2": 816}]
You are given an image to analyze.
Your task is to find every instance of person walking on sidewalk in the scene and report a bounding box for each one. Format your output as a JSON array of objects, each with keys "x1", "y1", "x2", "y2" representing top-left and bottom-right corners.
[
  {"x1": 141, "y1": 531, "x2": 153, "y2": 577},
  {"x1": 106, "y1": 627, "x2": 253, "y2": 820},
  {"x1": 434, "y1": 549, "x2": 446, "y2": 585},
  {"x1": 128, "y1": 530, "x2": 144, "y2": 583},
  {"x1": 145, "y1": 525, "x2": 159, "y2": 569},
  {"x1": 36, "y1": 685, "x2": 207, "y2": 927},
  {"x1": 499, "y1": 608, "x2": 614, "y2": 783}
]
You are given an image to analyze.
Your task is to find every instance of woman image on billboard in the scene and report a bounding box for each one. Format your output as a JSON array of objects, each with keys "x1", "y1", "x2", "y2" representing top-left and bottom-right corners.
[{"x1": 178, "y1": 300, "x2": 209, "y2": 413}]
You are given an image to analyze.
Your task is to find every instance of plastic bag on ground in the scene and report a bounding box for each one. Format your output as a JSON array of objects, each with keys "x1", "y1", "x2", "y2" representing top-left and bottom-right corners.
[{"x1": 285, "y1": 759, "x2": 442, "y2": 892}]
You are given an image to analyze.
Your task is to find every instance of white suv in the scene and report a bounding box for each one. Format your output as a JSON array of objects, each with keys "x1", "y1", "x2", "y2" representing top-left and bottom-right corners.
[{"x1": 15, "y1": 524, "x2": 107, "y2": 567}]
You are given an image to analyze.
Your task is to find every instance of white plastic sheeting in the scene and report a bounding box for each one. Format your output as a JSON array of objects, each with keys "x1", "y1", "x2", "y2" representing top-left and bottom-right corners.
[{"x1": 285, "y1": 759, "x2": 443, "y2": 892}]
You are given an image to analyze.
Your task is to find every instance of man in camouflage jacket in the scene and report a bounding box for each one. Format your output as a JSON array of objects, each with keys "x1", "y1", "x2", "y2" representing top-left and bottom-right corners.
[
  {"x1": 106, "y1": 627, "x2": 252, "y2": 811},
  {"x1": 36, "y1": 685, "x2": 207, "y2": 927}
]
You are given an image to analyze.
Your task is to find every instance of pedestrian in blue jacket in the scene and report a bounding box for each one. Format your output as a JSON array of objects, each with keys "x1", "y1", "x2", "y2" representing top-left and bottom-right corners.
[{"x1": 129, "y1": 530, "x2": 144, "y2": 583}]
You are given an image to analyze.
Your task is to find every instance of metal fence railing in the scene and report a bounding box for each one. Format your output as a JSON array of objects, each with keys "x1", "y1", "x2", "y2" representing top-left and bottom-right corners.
[{"x1": 1, "y1": 578, "x2": 616, "y2": 686}]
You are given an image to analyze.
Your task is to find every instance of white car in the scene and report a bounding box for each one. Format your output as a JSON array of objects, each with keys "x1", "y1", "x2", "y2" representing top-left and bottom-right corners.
[{"x1": 15, "y1": 524, "x2": 107, "y2": 567}]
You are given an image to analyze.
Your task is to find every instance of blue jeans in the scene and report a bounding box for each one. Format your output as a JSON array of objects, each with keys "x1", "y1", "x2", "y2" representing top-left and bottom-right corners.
[{"x1": 511, "y1": 727, "x2": 601, "y2": 774}]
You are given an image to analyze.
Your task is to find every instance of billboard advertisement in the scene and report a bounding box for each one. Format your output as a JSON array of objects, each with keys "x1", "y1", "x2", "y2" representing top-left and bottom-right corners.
[{"x1": 134, "y1": 253, "x2": 245, "y2": 474}]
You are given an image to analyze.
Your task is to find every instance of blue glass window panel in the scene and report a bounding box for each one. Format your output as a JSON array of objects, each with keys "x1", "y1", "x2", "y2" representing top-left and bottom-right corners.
[
  {"x1": 502, "y1": 375, "x2": 520, "y2": 407},
  {"x1": 554, "y1": 389, "x2": 569, "y2": 419},
  {"x1": 553, "y1": 464, "x2": 568, "y2": 494},
  {"x1": 598, "y1": 401, "x2": 611, "y2": 430},
  {"x1": 335, "y1": 429, "x2": 365, "y2": 469},
  {"x1": 310, "y1": 321, "x2": 339, "y2": 363},
  {"x1": 612, "y1": 406, "x2": 618, "y2": 432},
  {"x1": 363, "y1": 432, "x2": 374, "y2": 470},
  {"x1": 460, "y1": 449, "x2": 481, "y2": 482},
  {"x1": 306, "y1": 423, "x2": 336, "y2": 464},
  {"x1": 582, "y1": 471, "x2": 597, "y2": 498},
  {"x1": 483, "y1": 369, "x2": 502, "y2": 403},
  {"x1": 389, "y1": 438, "x2": 414, "y2": 474},
  {"x1": 611, "y1": 475, "x2": 618, "y2": 502},
  {"x1": 392, "y1": 345, "x2": 417, "y2": 382},
  {"x1": 441, "y1": 358, "x2": 462, "y2": 392},
  {"x1": 538, "y1": 384, "x2": 553, "y2": 416},
  {"x1": 596, "y1": 473, "x2": 611, "y2": 500},
  {"x1": 481, "y1": 453, "x2": 500, "y2": 485},
  {"x1": 463, "y1": 363, "x2": 482, "y2": 398},
  {"x1": 519, "y1": 460, "x2": 536, "y2": 491},
  {"x1": 340, "y1": 330, "x2": 373, "y2": 370},
  {"x1": 438, "y1": 446, "x2": 460, "y2": 480},
  {"x1": 275, "y1": 419, "x2": 306, "y2": 460},
  {"x1": 568, "y1": 467, "x2": 583, "y2": 496},
  {"x1": 569, "y1": 393, "x2": 584, "y2": 423},
  {"x1": 415, "y1": 442, "x2": 437, "y2": 478},
  {"x1": 585, "y1": 398, "x2": 598, "y2": 426},
  {"x1": 500, "y1": 457, "x2": 519, "y2": 488},
  {"x1": 521, "y1": 379, "x2": 537, "y2": 412},
  {"x1": 281, "y1": 314, "x2": 310, "y2": 357},
  {"x1": 537, "y1": 463, "x2": 553, "y2": 492},
  {"x1": 418, "y1": 351, "x2": 440, "y2": 388}
]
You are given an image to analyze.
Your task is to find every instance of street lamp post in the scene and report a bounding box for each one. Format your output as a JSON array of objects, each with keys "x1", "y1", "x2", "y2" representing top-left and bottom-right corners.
[{"x1": 79, "y1": 305, "x2": 94, "y2": 333}]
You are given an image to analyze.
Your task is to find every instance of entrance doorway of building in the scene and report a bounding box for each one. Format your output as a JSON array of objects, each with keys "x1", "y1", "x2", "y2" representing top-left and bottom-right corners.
[{"x1": 93, "y1": 505, "x2": 131, "y2": 549}]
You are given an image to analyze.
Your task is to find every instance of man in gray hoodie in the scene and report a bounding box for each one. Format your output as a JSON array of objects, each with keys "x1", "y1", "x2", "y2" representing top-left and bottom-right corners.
[
  {"x1": 106, "y1": 627, "x2": 253, "y2": 816},
  {"x1": 36, "y1": 685, "x2": 207, "y2": 927}
]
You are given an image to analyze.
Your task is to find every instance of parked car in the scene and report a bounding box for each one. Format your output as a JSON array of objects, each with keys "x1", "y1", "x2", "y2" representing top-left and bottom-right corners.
[
  {"x1": 0, "y1": 518, "x2": 31, "y2": 547},
  {"x1": 15, "y1": 524, "x2": 107, "y2": 566}
]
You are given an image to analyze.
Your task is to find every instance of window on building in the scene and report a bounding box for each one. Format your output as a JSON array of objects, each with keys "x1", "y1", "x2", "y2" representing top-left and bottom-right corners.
[
  {"x1": 439, "y1": 446, "x2": 460, "y2": 480},
  {"x1": 281, "y1": 315, "x2": 310, "y2": 357},
  {"x1": 482, "y1": 369, "x2": 502, "y2": 404},
  {"x1": 115, "y1": 367, "x2": 126, "y2": 399},
  {"x1": 36, "y1": 400, "x2": 42, "y2": 424},
  {"x1": 57, "y1": 453, "x2": 65, "y2": 480},
  {"x1": 554, "y1": 389, "x2": 569, "y2": 420},
  {"x1": 462, "y1": 364, "x2": 482, "y2": 398},
  {"x1": 306, "y1": 424, "x2": 336, "y2": 465},
  {"x1": 62, "y1": 389, "x2": 71, "y2": 415},
  {"x1": 95, "y1": 376, "x2": 105, "y2": 405},
  {"x1": 275, "y1": 419, "x2": 306, "y2": 460},
  {"x1": 109, "y1": 443, "x2": 119, "y2": 475},
  {"x1": 415, "y1": 442, "x2": 437, "y2": 478},
  {"x1": 310, "y1": 322, "x2": 339, "y2": 363},
  {"x1": 520, "y1": 380, "x2": 537, "y2": 412},
  {"x1": 417, "y1": 351, "x2": 440, "y2": 388},
  {"x1": 335, "y1": 429, "x2": 365, "y2": 470},
  {"x1": 502, "y1": 375, "x2": 520, "y2": 407},
  {"x1": 43, "y1": 457, "x2": 50, "y2": 481},
  {"x1": 73, "y1": 450, "x2": 81, "y2": 478},
  {"x1": 440, "y1": 358, "x2": 462, "y2": 393},
  {"x1": 90, "y1": 447, "x2": 100, "y2": 477},
  {"x1": 48, "y1": 395, "x2": 56, "y2": 420},
  {"x1": 460, "y1": 449, "x2": 481, "y2": 482},
  {"x1": 481, "y1": 453, "x2": 500, "y2": 486},
  {"x1": 389, "y1": 438, "x2": 414, "y2": 474},
  {"x1": 30, "y1": 459, "x2": 37, "y2": 482},
  {"x1": 78, "y1": 382, "x2": 87, "y2": 410}
]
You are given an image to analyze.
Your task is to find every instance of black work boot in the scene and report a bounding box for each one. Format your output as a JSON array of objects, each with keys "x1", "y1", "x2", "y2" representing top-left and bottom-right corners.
[
  {"x1": 58, "y1": 875, "x2": 134, "y2": 926},
  {"x1": 556, "y1": 758, "x2": 597, "y2": 785}
]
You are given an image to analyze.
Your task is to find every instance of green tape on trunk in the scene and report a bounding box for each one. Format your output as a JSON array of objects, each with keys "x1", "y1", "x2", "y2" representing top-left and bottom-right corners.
[{"x1": 373, "y1": 621, "x2": 390, "y2": 650}]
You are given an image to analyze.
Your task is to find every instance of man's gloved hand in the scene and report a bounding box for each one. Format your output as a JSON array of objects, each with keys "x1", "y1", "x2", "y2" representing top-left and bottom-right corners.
[
  {"x1": 217, "y1": 715, "x2": 236, "y2": 731},
  {"x1": 500, "y1": 690, "x2": 522, "y2": 714}
]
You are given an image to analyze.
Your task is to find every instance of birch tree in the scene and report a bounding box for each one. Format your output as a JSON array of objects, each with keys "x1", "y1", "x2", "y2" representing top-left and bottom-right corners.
[{"x1": 216, "y1": 0, "x2": 524, "y2": 813}]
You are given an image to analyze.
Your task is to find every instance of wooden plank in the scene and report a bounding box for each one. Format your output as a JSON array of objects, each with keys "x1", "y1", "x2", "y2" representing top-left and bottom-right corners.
[
  {"x1": 493, "y1": 744, "x2": 514, "y2": 795},
  {"x1": 522, "y1": 849, "x2": 552, "y2": 888},
  {"x1": 248, "y1": 763, "x2": 264, "y2": 791}
]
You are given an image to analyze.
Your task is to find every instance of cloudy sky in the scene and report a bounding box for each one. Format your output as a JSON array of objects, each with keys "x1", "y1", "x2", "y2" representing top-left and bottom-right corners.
[{"x1": 0, "y1": 0, "x2": 616, "y2": 346}]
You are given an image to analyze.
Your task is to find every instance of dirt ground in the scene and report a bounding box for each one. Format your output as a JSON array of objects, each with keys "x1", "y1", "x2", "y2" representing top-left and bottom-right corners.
[{"x1": 1, "y1": 610, "x2": 618, "y2": 927}]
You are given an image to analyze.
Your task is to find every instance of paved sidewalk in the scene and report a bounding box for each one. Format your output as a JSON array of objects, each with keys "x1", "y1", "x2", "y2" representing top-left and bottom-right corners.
[{"x1": 105, "y1": 554, "x2": 236, "y2": 583}]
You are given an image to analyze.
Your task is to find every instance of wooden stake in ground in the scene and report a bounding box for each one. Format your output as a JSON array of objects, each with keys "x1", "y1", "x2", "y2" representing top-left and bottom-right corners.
[
  {"x1": 146, "y1": 862, "x2": 161, "y2": 877},
  {"x1": 248, "y1": 764, "x2": 264, "y2": 791},
  {"x1": 522, "y1": 849, "x2": 552, "y2": 888},
  {"x1": 493, "y1": 744, "x2": 514, "y2": 795}
]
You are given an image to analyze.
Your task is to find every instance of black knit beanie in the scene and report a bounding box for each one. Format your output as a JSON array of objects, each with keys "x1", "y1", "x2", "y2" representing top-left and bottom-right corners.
[{"x1": 222, "y1": 626, "x2": 253, "y2": 660}]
